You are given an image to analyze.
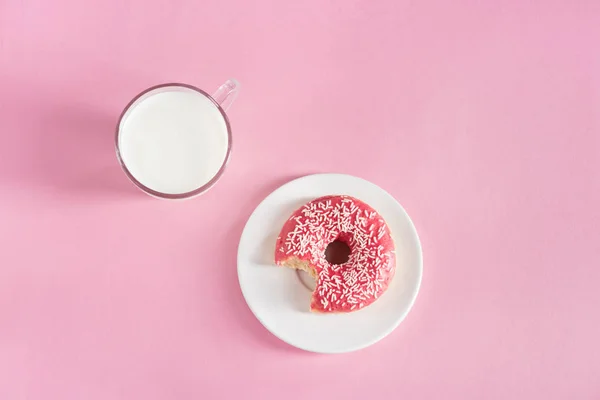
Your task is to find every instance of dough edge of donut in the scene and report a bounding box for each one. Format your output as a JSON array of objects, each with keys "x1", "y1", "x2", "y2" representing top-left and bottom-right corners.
[
  {"x1": 276, "y1": 255, "x2": 329, "y2": 313},
  {"x1": 278, "y1": 256, "x2": 371, "y2": 314}
]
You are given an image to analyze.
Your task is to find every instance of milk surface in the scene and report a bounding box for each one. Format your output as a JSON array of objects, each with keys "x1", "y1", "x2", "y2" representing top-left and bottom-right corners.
[{"x1": 119, "y1": 89, "x2": 229, "y2": 194}]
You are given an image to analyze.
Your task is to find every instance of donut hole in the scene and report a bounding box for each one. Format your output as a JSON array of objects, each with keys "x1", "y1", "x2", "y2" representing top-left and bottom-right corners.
[{"x1": 325, "y1": 240, "x2": 351, "y2": 265}]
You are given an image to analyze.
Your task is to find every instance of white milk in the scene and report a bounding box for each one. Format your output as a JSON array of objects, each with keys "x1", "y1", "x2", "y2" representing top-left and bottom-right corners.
[{"x1": 119, "y1": 89, "x2": 229, "y2": 194}]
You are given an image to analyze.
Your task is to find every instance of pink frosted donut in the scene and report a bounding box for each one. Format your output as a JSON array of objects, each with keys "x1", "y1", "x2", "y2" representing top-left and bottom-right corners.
[{"x1": 275, "y1": 195, "x2": 396, "y2": 313}]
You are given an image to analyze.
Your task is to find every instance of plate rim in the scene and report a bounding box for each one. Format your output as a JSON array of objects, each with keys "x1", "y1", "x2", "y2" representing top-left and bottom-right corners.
[{"x1": 237, "y1": 173, "x2": 423, "y2": 353}]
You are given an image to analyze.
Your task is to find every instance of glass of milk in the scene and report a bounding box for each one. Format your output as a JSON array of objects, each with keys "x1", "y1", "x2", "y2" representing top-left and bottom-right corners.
[{"x1": 115, "y1": 80, "x2": 239, "y2": 199}]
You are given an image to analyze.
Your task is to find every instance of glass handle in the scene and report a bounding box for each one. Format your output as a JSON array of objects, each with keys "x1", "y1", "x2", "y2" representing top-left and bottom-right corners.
[{"x1": 212, "y1": 79, "x2": 240, "y2": 112}]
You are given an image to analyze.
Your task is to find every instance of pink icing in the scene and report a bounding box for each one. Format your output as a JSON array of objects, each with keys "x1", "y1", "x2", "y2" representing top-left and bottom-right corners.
[{"x1": 275, "y1": 195, "x2": 396, "y2": 313}]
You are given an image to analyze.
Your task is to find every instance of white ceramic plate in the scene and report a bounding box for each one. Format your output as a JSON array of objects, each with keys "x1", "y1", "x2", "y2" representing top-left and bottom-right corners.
[{"x1": 237, "y1": 174, "x2": 422, "y2": 353}]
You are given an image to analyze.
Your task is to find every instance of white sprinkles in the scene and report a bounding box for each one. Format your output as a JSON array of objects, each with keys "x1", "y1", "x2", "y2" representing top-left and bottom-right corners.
[{"x1": 276, "y1": 196, "x2": 395, "y2": 312}]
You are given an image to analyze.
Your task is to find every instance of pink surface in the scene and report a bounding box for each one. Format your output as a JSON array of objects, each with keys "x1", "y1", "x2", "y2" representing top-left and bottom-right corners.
[{"x1": 0, "y1": 0, "x2": 599, "y2": 398}]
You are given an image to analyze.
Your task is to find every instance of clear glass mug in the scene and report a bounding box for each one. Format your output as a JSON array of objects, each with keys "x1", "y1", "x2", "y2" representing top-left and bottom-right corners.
[{"x1": 115, "y1": 79, "x2": 240, "y2": 199}]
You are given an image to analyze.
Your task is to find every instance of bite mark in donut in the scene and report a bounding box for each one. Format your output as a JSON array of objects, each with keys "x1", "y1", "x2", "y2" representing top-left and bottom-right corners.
[{"x1": 275, "y1": 195, "x2": 396, "y2": 313}]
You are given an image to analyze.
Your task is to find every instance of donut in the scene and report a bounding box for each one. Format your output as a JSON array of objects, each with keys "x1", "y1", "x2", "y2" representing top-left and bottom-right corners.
[{"x1": 275, "y1": 195, "x2": 396, "y2": 313}]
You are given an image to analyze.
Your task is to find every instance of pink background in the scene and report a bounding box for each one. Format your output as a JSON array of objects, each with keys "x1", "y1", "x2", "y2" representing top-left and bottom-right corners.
[{"x1": 1, "y1": 0, "x2": 599, "y2": 398}]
